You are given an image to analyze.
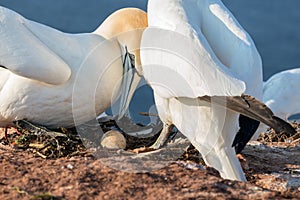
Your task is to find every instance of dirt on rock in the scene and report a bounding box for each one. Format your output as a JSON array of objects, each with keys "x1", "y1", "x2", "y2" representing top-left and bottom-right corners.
[{"x1": 0, "y1": 122, "x2": 299, "y2": 200}]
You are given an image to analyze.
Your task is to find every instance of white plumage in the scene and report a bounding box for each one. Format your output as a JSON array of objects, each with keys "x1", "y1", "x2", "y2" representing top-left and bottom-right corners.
[
  {"x1": 141, "y1": 0, "x2": 264, "y2": 181},
  {"x1": 0, "y1": 7, "x2": 146, "y2": 129},
  {"x1": 263, "y1": 68, "x2": 300, "y2": 121}
]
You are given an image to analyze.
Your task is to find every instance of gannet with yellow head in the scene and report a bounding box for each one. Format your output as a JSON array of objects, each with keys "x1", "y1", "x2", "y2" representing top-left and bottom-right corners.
[
  {"x1": 94, "y1": 8, "x2": 147, "y2": 117},
  {"x1": 0, "y1": 7, "x2": 147, "y2": 132}
]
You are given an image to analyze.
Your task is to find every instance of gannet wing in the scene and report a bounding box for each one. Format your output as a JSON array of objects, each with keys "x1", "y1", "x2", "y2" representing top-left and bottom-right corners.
[
  {"x1": 197, "y1": 95, "x2": 296, "y2": 140},
  {"x1": 141, "y1": 28, "x2": 246, "y2": 99},
  {"x1": 0, "y1": 7, "x2": 71, "y2": 85},
  {"x1": 197, "y1": 1, "x2": 263, "y2": 97}
]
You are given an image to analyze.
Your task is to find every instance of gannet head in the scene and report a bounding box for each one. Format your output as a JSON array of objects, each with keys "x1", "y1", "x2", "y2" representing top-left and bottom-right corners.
[{"x1": 94, "y1": 8, "x2": 148, "y2": 118}]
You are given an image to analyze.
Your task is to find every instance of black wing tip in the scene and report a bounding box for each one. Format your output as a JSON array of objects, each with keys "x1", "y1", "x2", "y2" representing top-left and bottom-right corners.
[
  {"x1": 232, "y1": 115, "x2": 260, "y2": 154},
  {"x1": 0, "y1": 65, "x2": 8, "y2": 69},
  {"x1": 232, "y1": 132, "x2": 247, "y2": 154},
  {"x1": 272, "y1": 116, "x2": 296, "y2": 134},
  {"x1": 233, "y1": 143, "x2": 247, "y2": 154}
]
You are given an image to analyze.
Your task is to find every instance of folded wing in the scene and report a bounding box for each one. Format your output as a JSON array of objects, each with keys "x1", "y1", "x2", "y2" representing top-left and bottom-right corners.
[
  {"x1": 0, "y1": 7, "x2": 71, "y2": 85},
  {"x1": 141, "y1": 28, "x2": 246, "y2": 99}
]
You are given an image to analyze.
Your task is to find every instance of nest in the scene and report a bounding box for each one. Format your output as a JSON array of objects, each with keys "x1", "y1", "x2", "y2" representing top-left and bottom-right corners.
[
  {"x1": 1, "y1": 119, "x2": 299, "y2": 159},
  {"x1": 2, "y1": 120, "x2": 85, "y2": 158},
  {"x1": 258, "y1": 122, "x2": 300, "y2": 144},
  {"x1": 0, "y1": 118, "x2": 163, "y2": 159}
]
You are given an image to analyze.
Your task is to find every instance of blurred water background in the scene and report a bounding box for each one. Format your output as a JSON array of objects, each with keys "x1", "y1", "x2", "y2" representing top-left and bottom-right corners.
[{"x1": 0, "y1": 0, "x2": 299, "y2": 124}]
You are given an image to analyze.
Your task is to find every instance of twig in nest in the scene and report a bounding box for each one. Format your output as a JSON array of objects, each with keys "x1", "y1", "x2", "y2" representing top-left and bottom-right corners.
[
  {"x1": 12, "y1": 120, "x2": 85, "y2": 158},
  {"x1": 138, "y1": 112, "x2": 159, "y2": 117},
  {"x1": 36, "y1": 151, "x2": 47, "y2": 159}
]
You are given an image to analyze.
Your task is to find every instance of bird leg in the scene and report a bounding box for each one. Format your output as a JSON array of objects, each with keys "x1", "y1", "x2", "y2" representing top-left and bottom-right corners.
[
  {"x1": 150, "y1": 123, "x2": 174, "y2": 150},
  {"x1": 132, "y1": 123, "x2": 174, "y2": 153}
]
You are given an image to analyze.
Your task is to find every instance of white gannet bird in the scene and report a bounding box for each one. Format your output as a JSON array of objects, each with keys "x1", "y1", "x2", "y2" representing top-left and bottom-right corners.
[
  {"x1": 255, "y1": 68, "x2": 300, "y2": 134},
  {"x1": 137, "y1": 0, "x2": 295, "y2": 181},
  {"x1": 263, "y1": 68, "x2": 300, "y2": 121},
  {"x1": 0, "y1": 7, "x2": 147, "y2": 134}
]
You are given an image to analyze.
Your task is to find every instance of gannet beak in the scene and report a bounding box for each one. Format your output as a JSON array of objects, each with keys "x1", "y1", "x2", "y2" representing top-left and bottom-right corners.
[{"x1": 118, "y1": 46, "x2": 142, "y2": 119}]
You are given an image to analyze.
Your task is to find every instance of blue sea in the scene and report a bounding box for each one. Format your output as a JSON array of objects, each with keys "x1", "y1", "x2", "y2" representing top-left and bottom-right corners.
[{"x1": 0, "y1": 0, "x2": 299, "y2": 124}]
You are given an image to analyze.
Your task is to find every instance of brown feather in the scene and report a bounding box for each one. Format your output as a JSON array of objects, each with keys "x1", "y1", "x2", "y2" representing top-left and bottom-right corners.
[{"x1": 198, "y1": 94, "x2": 296, "y2": 134}]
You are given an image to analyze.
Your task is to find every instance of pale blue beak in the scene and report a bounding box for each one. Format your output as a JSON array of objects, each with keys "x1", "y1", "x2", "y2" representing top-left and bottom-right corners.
[{"x1": 118, "y1": 46, "x2": 142, "y2": 119}]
